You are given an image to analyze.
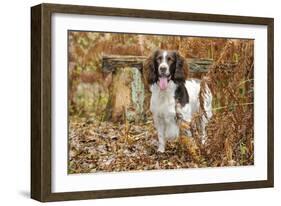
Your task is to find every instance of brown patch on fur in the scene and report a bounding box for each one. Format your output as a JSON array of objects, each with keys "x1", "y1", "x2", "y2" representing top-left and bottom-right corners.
[
  {"x1": 175, "y1": 52, "x2": 189, "y2": 81},
  {"x1": 142, "y1": 50, "x2": 158, "y2": 90}
]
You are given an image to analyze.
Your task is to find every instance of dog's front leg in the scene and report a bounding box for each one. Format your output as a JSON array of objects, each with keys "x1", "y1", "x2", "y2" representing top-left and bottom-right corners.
[
  {"x1": 157, "y1": 135, "x2": 166, "y2": 153},
  {"x1": 153, "y1": 115, "x2": 166, "y2": 153}
]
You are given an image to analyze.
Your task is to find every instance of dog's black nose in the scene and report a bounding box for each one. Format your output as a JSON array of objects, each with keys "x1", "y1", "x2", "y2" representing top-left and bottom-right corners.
[{"x1": 160, "y1": 66, "x2": 167, "y2": 73}]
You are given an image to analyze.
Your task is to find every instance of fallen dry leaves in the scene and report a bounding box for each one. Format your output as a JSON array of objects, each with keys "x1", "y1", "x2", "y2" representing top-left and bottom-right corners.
[{"x1": 68, "y1": 116, "x2": 206, "y2": 174}]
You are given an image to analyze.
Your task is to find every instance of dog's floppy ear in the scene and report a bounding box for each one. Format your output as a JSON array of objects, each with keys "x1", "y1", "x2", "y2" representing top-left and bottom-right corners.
[
  {"x1": 142, "y1": 49, "x2": 158, "y2": 87},
  {"x1": 174, "y1": 52, "x2": 189, "y2": 83}
]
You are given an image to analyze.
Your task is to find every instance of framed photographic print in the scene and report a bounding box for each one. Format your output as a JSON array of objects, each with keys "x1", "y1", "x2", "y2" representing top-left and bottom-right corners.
[{"x1": 31, "y1": 3, "x2": 274, "y2": 202}]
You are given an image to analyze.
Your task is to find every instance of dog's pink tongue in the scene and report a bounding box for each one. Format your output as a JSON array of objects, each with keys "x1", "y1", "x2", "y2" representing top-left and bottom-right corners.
[{"x1": 159, "y1": 77, "x2": 168, "y2": 90}]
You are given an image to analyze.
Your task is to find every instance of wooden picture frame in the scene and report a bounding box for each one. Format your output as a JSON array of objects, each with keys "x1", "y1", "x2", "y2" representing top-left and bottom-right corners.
[{"x1": 31, "y1": 3, "x2": 274, "y2": 202}]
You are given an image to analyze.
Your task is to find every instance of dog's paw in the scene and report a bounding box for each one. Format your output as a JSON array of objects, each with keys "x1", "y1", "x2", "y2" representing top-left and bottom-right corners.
[
  {"x1": 201, "y1": 139, "x2": 206, "y2": 145},
  {"x1": 157, "y1": 146, "x2": 165, "y2": 153}
]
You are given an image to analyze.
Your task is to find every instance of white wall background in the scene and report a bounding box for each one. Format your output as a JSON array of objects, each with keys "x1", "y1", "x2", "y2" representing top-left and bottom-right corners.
[{"x1": 0, "y1": 0, "x2": 279, "y2": 205}]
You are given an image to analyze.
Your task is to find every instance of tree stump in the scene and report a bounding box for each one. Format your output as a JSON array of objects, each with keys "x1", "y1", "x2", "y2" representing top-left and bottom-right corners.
[{"x1": 108, "y1": 67, "x2": 145, "y2": 123}]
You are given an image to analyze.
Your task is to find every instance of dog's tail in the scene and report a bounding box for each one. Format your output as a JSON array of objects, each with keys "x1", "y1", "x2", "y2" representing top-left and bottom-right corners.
[{"x1": 199, "y1": 77, "x2": 213, "y2": 120}]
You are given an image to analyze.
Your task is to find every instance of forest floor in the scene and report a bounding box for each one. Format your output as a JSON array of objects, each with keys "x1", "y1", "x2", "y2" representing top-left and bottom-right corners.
[{"x1": 68, "y1": 116, "x2": 206, "y2": 174}]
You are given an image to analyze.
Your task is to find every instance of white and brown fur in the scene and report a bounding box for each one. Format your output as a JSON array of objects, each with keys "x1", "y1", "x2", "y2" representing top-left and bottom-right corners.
[{"x1": 143, "y1": 50, "x2": 213, "y2": 152}]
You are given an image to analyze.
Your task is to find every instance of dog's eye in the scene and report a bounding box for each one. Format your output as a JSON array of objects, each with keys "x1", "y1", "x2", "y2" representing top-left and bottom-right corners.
[{"x1": 167, "y1": 57, "x2": 173, "y2": 62}]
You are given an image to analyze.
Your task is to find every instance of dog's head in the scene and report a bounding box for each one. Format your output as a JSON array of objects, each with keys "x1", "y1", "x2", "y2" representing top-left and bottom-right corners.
[{"x1": 143, "y1": 49, "x2": 189, "y2": 90}]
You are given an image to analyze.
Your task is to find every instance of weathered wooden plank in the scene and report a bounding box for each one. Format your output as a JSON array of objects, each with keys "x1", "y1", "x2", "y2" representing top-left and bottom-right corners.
[
  {"x1": 187, "y1": 59, "x2": 213, "y2": 73},
  {"x1": 102, "y1": 55, "x2": 147, "y2": 72},
  {"x1": 102, "y1": 55, "x2": 213, "y2": 73}
]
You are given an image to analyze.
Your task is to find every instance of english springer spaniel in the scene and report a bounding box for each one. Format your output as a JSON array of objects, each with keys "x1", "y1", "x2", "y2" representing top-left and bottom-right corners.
[{"x1": 143, "y1": 50, "x2": 213, "y2": 153}]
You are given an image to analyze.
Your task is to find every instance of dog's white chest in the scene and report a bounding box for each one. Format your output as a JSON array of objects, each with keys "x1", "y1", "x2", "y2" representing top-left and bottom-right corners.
[{"x1": 150, "y1": 83, "x2": 177, "y2": 118}]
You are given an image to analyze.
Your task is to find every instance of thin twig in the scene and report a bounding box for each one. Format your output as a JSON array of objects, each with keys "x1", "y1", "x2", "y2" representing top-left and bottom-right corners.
[
  {"x1": 212, "y1": 102, "x2": 254, "y2": 111},
  {"x1": 236, "y1": 79, "x2": 254, "y2": 88},
  {"x1": 131, "y1": 131, "x2": 147, "y2": 139}
]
